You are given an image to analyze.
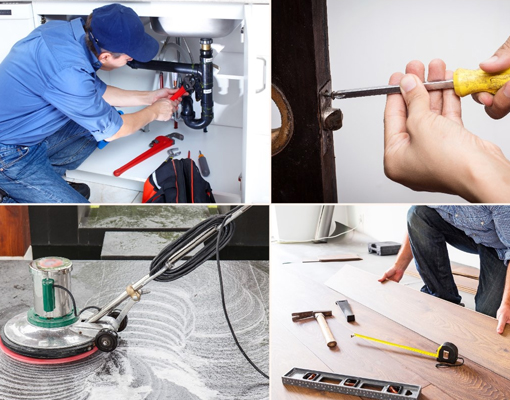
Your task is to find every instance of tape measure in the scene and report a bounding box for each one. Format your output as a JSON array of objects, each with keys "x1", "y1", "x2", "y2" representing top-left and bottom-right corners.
[{"x1": 351, "y1": 333, "x2": 462, "y2": 366}]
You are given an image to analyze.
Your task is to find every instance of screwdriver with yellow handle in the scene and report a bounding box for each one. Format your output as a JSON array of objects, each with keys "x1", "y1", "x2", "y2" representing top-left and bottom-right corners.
[{"x1": 328, "y1": 67, "x2": 510, "y2": 99}]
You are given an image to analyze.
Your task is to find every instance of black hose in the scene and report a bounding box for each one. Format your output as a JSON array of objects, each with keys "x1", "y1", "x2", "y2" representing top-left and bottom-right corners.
[
  {"x1": 78, "y1": 306, "x2": 101, "y2": 316},
  {"x1": 215, "y1": 213, "x2": 270, "y2": 380},
  {"x1": 149, "y1": 206, "x2": 269, "y2": 380},
  {"x1": 149, "y1": 207, "x2": 239, "y2": 281},
  {"x1": 53, "y1": 285, "x2": 78, "y2": 317}
]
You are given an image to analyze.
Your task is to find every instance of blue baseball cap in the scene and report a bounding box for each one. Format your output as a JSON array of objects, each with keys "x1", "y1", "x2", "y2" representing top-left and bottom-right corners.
[{"x1": 90, "y1": 4, "x2": 159, "y2": 62}]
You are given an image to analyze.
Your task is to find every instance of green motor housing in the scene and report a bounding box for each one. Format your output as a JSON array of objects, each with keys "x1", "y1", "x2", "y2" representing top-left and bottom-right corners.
[{"x1": 42, "y1": 278, "x2": 55, "y2": 312}]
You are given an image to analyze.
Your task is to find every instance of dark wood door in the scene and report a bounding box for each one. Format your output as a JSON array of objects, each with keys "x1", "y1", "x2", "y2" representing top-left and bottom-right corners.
[{"x1": 272, "y1": 0, "x2": 338, "y2": 203}]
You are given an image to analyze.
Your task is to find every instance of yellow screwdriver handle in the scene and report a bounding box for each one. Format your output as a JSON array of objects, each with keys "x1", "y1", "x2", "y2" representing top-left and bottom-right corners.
[{"x1": 453, "y1": 67, "x2": 510, "y2": 97}]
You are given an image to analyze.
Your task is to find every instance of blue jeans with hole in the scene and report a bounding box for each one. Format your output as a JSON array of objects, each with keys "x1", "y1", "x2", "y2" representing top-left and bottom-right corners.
[
  {"x1": 0, "y1": 120, "x2": 97, "y2": 203},
  {"x1": 408, "y1": 206, "x2": 507, "y2": 317}
]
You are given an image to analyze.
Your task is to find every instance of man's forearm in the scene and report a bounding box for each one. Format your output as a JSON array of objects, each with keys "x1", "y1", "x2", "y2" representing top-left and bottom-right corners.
[
  {"x1": 495, "y1": 263, "x2": 510, "y2": 334},
  {"x1": 395, "y1": 233, "x2": 413, "y2": 269},
  {"x1": 103, "y1": 86, "x2": 152, "y2": 107},
  {"x1": 105, "y1": 107, "x2": 157, "y2": 141},
  {"x1": 502, "y1": 264, "x2": 510, "y2": 308}
]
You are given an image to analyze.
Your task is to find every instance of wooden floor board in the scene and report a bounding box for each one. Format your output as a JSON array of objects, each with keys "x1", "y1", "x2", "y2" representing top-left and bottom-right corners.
[
  {"x1": 451, "y1": 262, "x2": 480, "y2": 280},
  {"x1": 272, "y1": 266, "x2": 430, "y2": 386},
  {"x1": 271, "y1": 267, "x2": 431, "y2": 399},
  {"x1": 271, "y1": 264, "x2": 510, "y2": 399},
  {"x1": 420, "y1": 384, "x2": 457, "y2": 400},
  {"x1": 271, "y1": 279, "x2": 362, "y2": 399},
  {"x1": 325, "y1": 265, "x2": 510, "y2": 383},
  {"x1": 406, "y1": 264, "x2": 478, "y2": 295}
]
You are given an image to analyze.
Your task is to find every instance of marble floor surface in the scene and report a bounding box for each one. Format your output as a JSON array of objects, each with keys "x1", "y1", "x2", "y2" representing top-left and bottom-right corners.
[{"x1": 0, "y1": 260, "x2": 269, "y2": 400}]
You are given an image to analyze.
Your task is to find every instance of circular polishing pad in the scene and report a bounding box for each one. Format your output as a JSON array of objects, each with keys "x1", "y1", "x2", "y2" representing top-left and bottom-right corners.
[
  {"x1": 0, "y1": 339, "x2": 98, "y2": 365},
  {"x1": 1, "y1": 312, "x2": 97, "y2": 360}
]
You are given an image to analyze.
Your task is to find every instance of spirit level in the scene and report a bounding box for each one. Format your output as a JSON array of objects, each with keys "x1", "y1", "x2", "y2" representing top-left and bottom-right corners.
[{"x1": 282, "y1": 367, "x2": 421, "y2": 400}]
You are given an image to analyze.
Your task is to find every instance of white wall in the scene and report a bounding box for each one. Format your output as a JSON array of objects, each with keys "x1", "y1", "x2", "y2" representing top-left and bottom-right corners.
[
  {"x1": 328, "y1": 0, "x2": 510, "y2": 202},
  {"x1": 273, "y1": 204, "x2": 479, "y2": 268},
  {"x1": 339, "y1": 205, "x2": 479, "y2": 268},
  {"x1": 334, "y1": 204, "x2": 409, "y2": 243},
  {"x1": 272, "y1": 205, "x2": 322, "y2": 241}
]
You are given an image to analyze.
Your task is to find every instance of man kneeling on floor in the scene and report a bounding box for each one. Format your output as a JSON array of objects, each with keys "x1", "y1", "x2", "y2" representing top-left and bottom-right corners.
[
  {"x1": 0, "y1": 3, "x2": 182, "y2": 203},
  {"x1": 379, "y1": 206, "x2": 510, "y2": 335}
]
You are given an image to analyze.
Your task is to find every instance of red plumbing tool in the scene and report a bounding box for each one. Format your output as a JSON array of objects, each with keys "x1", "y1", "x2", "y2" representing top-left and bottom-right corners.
[
  {"x1": 99, "y1": 87, "x2": 185, "y2": 151},
  {"x1": 170, "y1": 86, "x2": 186, "y2": 130},
  {"x1": 113, "y1": 132, "x2": 184, "y2": 177},
  {"x1": 170, "y1": 85, "x2": 187, "y2": 101}
]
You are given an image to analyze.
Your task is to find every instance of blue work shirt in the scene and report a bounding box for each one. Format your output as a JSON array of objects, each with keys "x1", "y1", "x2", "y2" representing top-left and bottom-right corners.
[
  {"x1": 0, "y1": 18, "x2": 122, "y2": 146},
  {"x1": 430, "y1": 206, "x2": 510, "y2": 265}
]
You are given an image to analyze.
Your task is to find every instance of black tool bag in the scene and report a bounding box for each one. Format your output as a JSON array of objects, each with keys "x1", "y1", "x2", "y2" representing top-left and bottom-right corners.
[{"x1": 143, "y1": 158, "x2": 215, "y2": 203}]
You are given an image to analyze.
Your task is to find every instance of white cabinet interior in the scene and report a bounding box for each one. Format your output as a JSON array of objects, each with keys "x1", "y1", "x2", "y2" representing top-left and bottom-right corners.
[
  {"x1": 0, "y1": 3, "x2": 35, "y2": 62},
  {"x1": 30, "y1": 1, "x2": 270, "y2": 203}
]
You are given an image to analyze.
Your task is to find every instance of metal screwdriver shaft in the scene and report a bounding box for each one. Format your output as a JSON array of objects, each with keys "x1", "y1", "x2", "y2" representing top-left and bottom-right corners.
[{"x1": 328, "y1": 80, "x2": 454, "y2": 99}]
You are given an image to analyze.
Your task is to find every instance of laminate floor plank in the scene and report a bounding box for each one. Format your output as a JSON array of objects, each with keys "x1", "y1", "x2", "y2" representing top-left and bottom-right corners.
[
  {"x1": 345, "y1": 296, "x2": 510, "y2": 400},
  {"x1": 451, "y1": 262, "x2": 480, "y2": 280},
  {"x1": 271, "y1": 266, "x2": 431, "y2": 399},
  {"x1": 273, "y1": 264, "x2": 510, "y2": 399},
  {"x1": 325, "y1": 265, "x2": 510, "y2": 381},
  {"x1": 419, "y1": 384, "x2": 456, "y2": 400},
  {"x1": 271, "y1": 324, "x2": 361, "y2": 400},
  {"x1": 405, "y1": 266, "x2": 478, "y2": 295},
  {"x1": 271, "y1": 267, "x2": 363, "y2": 399}
]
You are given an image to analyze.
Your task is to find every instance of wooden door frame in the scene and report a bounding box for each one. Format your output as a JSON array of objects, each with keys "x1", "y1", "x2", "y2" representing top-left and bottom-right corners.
[{"x1": 272, "y1": 0, "x2": 340, "y2": 203}]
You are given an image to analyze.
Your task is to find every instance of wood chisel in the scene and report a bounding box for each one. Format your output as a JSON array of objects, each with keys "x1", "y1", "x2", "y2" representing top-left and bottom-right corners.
[
  {"x1": 336, "y1": 300, "x2": 355, "y2": 322},
  {"x1": 327, "y1": 67, "x2": 510, "y2": 99}
]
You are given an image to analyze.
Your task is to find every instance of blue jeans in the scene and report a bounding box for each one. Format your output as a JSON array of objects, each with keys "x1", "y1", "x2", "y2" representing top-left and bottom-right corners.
[
  {"x1": 0, "y1": 120, "x2": 97, "y2": 203},
  {"x1": 408, "y1": 206, "x2": 507, "y2": 317}
]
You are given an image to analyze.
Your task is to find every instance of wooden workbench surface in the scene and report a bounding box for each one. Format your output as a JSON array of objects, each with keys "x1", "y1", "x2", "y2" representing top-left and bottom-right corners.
[{"x1": 270, "y1": 263, "x2": 510, "y2": 400}]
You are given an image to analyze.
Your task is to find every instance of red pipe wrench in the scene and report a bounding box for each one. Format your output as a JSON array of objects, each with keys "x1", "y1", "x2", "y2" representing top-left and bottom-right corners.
[
  {"x1": 170, "y1": 85, "x2": 187, "y2": 101},
  {"x1": 113, "y1": 132, "x2": 184, "y2": 177}
]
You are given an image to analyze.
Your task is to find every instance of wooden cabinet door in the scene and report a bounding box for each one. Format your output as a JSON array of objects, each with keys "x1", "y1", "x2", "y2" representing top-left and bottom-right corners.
[{"x1": 0, "y1": 206, "x2": 31, "y2": 257}]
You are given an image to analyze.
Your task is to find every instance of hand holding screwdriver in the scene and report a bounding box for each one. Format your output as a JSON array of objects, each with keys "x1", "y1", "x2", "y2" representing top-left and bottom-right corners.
[
  {"x1": 472, "y1": 36, "x2": 510, "y2": 119},
  {"x1": 383, "y1": 59, "x2": 510, "y2": 203}
]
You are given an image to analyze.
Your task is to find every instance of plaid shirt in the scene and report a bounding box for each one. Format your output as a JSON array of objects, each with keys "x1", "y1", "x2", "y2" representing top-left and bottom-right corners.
[{"x1": 429, "y1": 206, "x2": 510, "y2": 265}]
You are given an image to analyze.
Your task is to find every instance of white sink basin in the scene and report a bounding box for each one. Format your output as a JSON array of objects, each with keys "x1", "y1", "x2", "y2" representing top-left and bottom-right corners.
[{"x1": 151, "y1": 17, "x2": 241, "y2": 38}]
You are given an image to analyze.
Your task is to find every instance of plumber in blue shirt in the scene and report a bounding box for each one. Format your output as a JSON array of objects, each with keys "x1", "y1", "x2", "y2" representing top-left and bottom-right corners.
[
  {"x1": 0, "y1": 3, "x2": 183, "y2": 203},
  {"x1": 380, "y1": 206, "x2": 510, "y2": 335}
]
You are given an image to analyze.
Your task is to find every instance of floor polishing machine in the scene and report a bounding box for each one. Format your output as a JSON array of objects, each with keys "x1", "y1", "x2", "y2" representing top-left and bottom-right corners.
[{"x1": 0, "y1": 206, "x2": 252, "y2": 366}]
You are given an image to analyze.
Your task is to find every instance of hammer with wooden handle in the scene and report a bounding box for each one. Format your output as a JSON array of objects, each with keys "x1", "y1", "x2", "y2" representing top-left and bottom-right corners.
[{"x1": 292, "y1": 310, "x2": 337, "y2": 348}]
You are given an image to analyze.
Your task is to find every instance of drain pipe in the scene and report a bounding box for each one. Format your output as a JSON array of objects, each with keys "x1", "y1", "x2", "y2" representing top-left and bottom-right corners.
[
  {"x1": 127, "y1": 38, "x2": 214, "y2": 131},
  {"x1": 127, "y1": 60, "x2": 199, "y2": 75},
  {"x1": 180, "y1": 38, "x2": 213, "y2": 131}
]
